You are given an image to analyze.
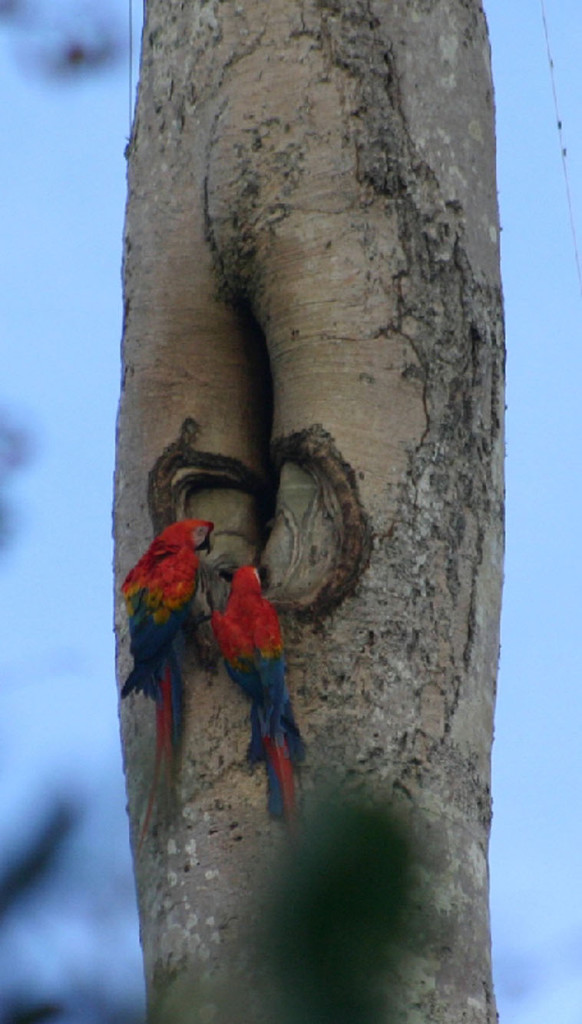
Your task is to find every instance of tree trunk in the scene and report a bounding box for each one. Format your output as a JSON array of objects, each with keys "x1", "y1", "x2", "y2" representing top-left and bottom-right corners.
[{"x1": 115, "y1": 1, "x2": 504, "y2": 1021}]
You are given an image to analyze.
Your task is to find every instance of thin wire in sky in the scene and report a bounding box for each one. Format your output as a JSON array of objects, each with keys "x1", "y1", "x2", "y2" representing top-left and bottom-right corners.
[
  {"x1": 129, "y1": 0, "x2": 133, "y2": 138},
  {"x1": 540, "y1": 0, "x2": 582, "y2": 299}
]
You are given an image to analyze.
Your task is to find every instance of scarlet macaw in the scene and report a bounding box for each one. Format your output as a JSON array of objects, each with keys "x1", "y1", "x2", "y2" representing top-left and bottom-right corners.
[
  {"x1": 211, "y1": 565, "x2": 304, "y2": 821},
  {"x1": 121, "y1": 518, "x2": 213, "y2": 846}
]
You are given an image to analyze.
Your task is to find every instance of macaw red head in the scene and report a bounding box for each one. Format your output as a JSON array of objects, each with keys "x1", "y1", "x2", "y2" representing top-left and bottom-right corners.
[
  {"x1": 231, "y1": 565, "x2": 262, "y2": 595},
  {"x1": 159, "y1": 519, "x2": 214, "y2": 551}
]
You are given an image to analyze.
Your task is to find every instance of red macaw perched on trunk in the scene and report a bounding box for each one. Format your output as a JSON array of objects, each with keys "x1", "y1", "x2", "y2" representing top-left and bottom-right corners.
[
  {"x1": 211, "y1": 565, "x2": 304, "y2": 823},
  {"x1": 121, "y1": 518, "x2": 213, "y2": 847}
]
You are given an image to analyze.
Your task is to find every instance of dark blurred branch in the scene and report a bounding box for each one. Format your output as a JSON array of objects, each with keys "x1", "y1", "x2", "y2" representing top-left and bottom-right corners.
[
  {"x1": 0, "y1": 0, "x2": 124, "y2": 77},
  {"x1": 0, "y1": 801, "x2": 77, "y2": 919},
  {"x1": 3, "y1": 1000, "x2": 61, "y2": 1024},
  {"x1": 0, "y1": 412, "x2": 29, "y2": 549}
]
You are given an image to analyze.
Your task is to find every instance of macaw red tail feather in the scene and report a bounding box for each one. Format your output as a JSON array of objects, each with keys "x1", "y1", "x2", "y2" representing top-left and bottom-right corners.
[
  {"x1": 137, "y1": 667, "x2": 175, "y2": 853},
  {"x1": 263, "y1": 736, "x2": 296, "y2": 823}
]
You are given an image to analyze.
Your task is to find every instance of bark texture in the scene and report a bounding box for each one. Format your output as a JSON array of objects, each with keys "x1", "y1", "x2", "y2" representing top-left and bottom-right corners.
[{"x1": 115, "y1": 1, "x2": 504, "y2": 1020}]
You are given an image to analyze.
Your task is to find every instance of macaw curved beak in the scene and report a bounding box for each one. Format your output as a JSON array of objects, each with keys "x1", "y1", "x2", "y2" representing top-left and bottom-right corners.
[
  {"x1": 194, "y1": 524, "x2": 215, "y2": 557},
  {"x1": 193, "y1": 521, "x2": 214, "y2": 552},
  {"x1": 197, "y1": 531, "x2": 211, "y2": 553}
]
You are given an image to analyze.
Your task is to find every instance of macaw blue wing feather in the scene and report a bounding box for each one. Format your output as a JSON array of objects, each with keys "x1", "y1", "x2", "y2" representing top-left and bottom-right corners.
[{"x1": 122, "y1": 595, "x2": 190, "y2": 700}]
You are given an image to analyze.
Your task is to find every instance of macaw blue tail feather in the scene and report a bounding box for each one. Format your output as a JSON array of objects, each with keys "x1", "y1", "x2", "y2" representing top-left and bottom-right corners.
[
  {"x1": 248, "y1": 702, "x2": 264, "y2": 764},
  {"x1": 121, "y1": 659, "x2": 162, "y2": 701}
]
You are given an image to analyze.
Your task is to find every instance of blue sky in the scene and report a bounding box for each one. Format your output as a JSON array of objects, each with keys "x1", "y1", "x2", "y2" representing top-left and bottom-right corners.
[
  {"x1": 488, "y1": 1, "x2": 582, "y2": 1020},
  {"x1": 1, "y1": 0, "x2": 581, "y2": 1020}
]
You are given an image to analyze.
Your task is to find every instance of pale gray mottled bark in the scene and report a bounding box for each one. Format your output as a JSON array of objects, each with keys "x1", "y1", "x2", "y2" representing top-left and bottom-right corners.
[{"x1": 115, "y1": 1, "x2": 504, "y2": 1020}]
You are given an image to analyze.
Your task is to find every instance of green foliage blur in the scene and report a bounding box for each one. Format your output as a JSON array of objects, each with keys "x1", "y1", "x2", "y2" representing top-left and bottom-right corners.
[{"x1": 262, "y1": 794, "x2": 414, "y2": 1024}]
